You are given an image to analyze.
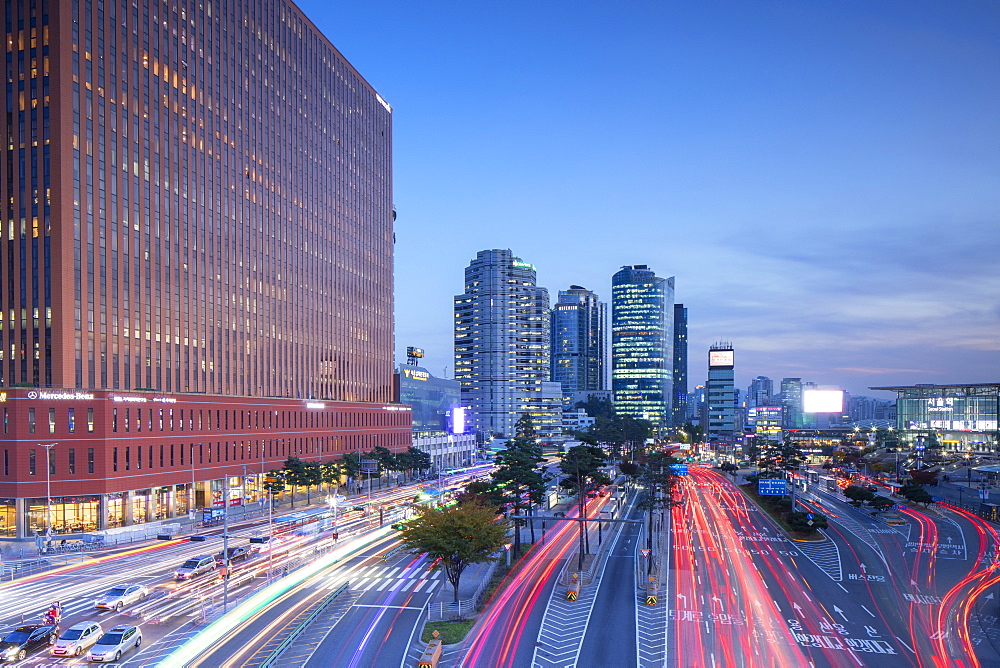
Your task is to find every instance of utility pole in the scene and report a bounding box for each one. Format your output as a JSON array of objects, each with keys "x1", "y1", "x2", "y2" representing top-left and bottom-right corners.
[
  {"x1": 40, "y1": 443, "x2": 58, "y2": 543},
  {"x1": 222, "y1": 475, "x2": 230, "y2": 613}
]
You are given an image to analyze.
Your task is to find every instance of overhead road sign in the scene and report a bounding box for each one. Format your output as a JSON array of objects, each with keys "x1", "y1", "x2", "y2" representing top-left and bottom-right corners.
[{"x1": 758, "y1": 479, "x2": 788, "y2": 496}]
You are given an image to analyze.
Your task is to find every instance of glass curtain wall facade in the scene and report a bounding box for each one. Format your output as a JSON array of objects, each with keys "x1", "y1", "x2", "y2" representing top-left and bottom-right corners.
[
  {"x1": 781, "y1": 378, "x2": 804, "y2": 429},
  {"x1": 454, "y1": 250, "x2": 561, "y2": 439},
  {"x1": 1, "y1": 0, "x2": 395, "y2": 402},
  {"x1": 550, "y1": 286, "x2": 607, "y2": 394},
  {"x1": 672, "y1": 304, "x2": 688, "y2": 429},
  {"x1": 611, "y1": 266, "x2": 674, "y2": 430},
  {"x1": 870, "y1": 384, "x2": 1000, "y2": 452}
]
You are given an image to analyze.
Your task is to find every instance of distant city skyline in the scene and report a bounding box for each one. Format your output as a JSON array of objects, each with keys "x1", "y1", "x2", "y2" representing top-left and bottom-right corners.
[{"x1": 296, "y1": 0, "x2": 1000, "y2": 399}]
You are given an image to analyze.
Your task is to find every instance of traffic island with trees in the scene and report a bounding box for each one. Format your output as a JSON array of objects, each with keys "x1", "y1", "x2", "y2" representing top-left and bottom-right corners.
[{"x1": 740, "y1": 437, "x2": 828, "y2": 538}]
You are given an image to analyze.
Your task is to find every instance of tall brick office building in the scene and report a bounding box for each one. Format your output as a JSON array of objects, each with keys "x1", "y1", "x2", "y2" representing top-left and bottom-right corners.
[{"x1": 0, "y1": 0, "x2": 409, "y2": 539}]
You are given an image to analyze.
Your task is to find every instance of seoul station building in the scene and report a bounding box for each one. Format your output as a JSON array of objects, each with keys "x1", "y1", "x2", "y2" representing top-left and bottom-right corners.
[{"x1": 0, "y1": 0, "x2": 410, "y2": 539}]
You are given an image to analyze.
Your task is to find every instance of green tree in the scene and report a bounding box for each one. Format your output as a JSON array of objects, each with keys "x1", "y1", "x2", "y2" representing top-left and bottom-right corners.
[
  {"x1": 263, "y1": 471, "x2": 285, "y2": 508},
  {"x1": 868, "y1": 496, "x2": 895, "y2": 512},
  {"x1": 900, "y1": 484, "x2": 933, "y2": 506},
  {"x1": 633, "y1": 447, "x2": 683, "y2": 572},
  {"x1": 843, "y1": 485, "x2": 875, "y2": 505},
  {"x1": 281, "y1": 456, "x2": 310, "y2": 508},
  {"x1": 491, "y1": 422, "x2": 547, "y2": 555},
  {"x1": 301, "y1": 461, "x2": 322, "y2": 504},
  {"x1": 407, "y1": 446, "x2": 432, "y2": 476},
  {"x1": 455, "y1": 480, "x2": 501, "y2": 508},
  {"x1": 559, "y1": 444, "x2": 611, "y2": 569},
  {"x1": 575, "y1": 396, "x2": 616, "y2": 421},
  {"x1": 514, "y1": 413, "x2": 537, "y2": 440},
  {"x1": 321, "y1": 461, "x2": 345, "y2": 494},
  {"x1": 397, "y1": 501, "x2": 510, "y2": 604}
]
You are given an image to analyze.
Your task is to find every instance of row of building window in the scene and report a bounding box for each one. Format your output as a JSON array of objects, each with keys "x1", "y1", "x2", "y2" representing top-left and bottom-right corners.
[
  {"x1": 4, "y1": 447, "x2": 96, "y2": 476},
  {"x1": 3, "y1": 429, "x2": 409, "y2": 478},
  {"x1": 11, "y1": 405, "x2": 408, "y2": 434}
]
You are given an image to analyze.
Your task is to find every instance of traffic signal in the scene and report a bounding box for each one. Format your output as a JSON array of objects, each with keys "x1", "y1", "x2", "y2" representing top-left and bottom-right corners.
[
  {"x1": 331, "y1": 532, "x2": 339, "y2": 540},
  {"x1": 391, "y1": 523, "x2": 405, "y2": 531}
]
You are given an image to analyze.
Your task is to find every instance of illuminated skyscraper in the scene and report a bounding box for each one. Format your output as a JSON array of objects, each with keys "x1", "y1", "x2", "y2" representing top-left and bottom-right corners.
[
  {"x1": 454, "y1": 250, "x2": 562, "y2": 439},
  {"x1": 672, "y1": 304, "x2": 688, "y2": 428},
  {"x1": 611, "y1": 265, "x2": 674, "y2": 429},
  {"x1": 551, "y1": 286, "x2": 607, "y2": 394},
  {"x1": 781, "y1": 378, "x2": 804, "y2": 428}
]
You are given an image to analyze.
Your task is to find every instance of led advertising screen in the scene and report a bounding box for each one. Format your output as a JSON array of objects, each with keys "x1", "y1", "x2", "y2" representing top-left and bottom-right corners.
[
  {"x1": 803, "y1": 389, "x2": 844, "y2": 413},
  {"x1": 450, "y1": 406, "x2": 467, "y2": 434},
  {"x1": 708, "y1": 350, "x2": 734, "y2": 367}
]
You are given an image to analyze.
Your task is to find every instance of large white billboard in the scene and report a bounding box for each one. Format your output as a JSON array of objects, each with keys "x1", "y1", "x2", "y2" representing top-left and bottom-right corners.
[{"x1": 803, "y1": 389, "x2": 844, "y2": 413}]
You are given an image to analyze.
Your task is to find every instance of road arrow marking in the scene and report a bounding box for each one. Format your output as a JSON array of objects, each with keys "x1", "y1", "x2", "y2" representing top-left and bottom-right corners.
[
  {"x1": 910, "y1": 579, "x2": 919, "y2": 588},
  {"x1": 833, "y1": 606, "x2": 849, "y2": 622},
  {"x1": 986, "y1": 593, "x2": 995, "y2": 601},
  {"x1": 792, "y1": 602, "x2": 804, "y2": 615},
  {"x1": 677, "y1": 593, "x2": 687, "y2": 606},
  {"x1": 859, "y1": 563, "x2": 867, "y2": 573},
  {"x1": 711, "y1": 596, "x2": 722, "y2": 609}
]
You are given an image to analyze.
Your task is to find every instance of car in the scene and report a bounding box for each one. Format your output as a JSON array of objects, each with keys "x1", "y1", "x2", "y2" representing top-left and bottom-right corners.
[
  {"x1": 0, "y1": 625, "x2": 57, "y2": 663},
  {"x1": 51, "y1": 622, "x2": 102, "y2": 657},
  {"x1": 174, "y1": 555, "x2": 217, "y2": 580},
  {"x1": 86, "y1": 625, "x2": 142, "y2": 663},
  {"x1": 94, "y1": 584, "x2": 148, "y2": 611},
  {"x1": 214, "y1": 545, "x2": 253, "y2": 566}
]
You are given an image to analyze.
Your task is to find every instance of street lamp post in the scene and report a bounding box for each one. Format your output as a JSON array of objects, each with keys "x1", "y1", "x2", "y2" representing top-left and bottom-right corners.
[{"x1": 39, "y1": 443, "x2": 58, "y2": 541}]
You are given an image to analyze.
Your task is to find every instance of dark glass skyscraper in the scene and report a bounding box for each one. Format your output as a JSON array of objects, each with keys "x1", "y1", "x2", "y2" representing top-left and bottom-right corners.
[
  {"x1": 611, "y1": 266, "x2": 674, "y2": 430},
  {"x1": 672, "y1": 304, "x2": 688, "y2": 428},
  {"x1": 551, "y1": 286, "x2": 607, "y2": 394}
]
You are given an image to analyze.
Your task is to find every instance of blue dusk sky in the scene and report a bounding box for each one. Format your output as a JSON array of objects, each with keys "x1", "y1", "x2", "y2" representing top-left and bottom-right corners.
[{"x1": 296, "y1": 0, "x2": 1000, "y2": 397}]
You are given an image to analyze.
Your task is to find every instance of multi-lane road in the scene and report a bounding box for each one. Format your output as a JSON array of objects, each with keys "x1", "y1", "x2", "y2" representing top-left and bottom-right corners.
[{"x1": 2, "y1": 462, "x2": 1000, "y2": 667}]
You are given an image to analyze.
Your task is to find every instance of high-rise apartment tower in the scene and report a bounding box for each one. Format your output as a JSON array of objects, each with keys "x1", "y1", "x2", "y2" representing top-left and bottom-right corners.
[
  {"x1": 611, "y1": 266, "x2": 674, "y2": 429},
  {"x1": 454, "y1": 250, "x2": 562, "y2": 439}
]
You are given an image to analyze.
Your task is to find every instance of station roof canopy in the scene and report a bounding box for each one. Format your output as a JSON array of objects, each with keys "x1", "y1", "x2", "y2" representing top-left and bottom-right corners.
[{"x1": 869, "y1": 383, "x2": 1000, "y2": 394}]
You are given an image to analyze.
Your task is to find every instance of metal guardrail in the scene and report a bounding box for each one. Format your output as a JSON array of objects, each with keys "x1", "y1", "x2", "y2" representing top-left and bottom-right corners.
[
  {"x1": 427, "y1": 560, "x2": 499, "y2": 622},
  {"x1": 258, "y1": 581, "x2": 350, "y2": 668}
]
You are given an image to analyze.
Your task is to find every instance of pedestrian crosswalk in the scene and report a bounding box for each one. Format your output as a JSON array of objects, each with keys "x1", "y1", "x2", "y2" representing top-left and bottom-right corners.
[{"x1": 316, "y1": 568, "x2": 444, "y2": 594}]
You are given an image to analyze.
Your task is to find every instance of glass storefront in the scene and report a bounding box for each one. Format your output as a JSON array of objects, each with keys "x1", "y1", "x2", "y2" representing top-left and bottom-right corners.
[
  {"x1": 132, "y1": 490, "x2": 150, "y2": 524},
  {"x1": 175, "y1": 484, "x2": 192, "y2": 516},
  {"x1": 154, "y1": 487, "x2": 172, "y2": 520},
  {"x1": 107, "y1": 492, "x2": 125, "y2": 528},
  {"x1": 0, "y1": 499, "x2": 15, "y2": 537},
  {"x1": 24, "y1": 496, "x2": 100, "y2": 535}
]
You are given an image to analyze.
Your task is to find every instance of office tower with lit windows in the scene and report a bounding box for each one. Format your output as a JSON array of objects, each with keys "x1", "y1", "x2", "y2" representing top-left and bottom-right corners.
[
  {"x1": 550, "y1": 286, "x2": 607, "y2": 395},
  {"x1": 0, "y1": 0, "x2": 410, "y2": 540},
  {"x1": 748, "y1": 376, "x2": 774, "y2": 408},
  {"x1": 611, "y1": 265, "x2": 674, "y2": 430},
  {"x1": 672, "y1": 304, "x2": 688, "y2": 428},
  {"x1": 454, "y1": 250, "x2": 562, "y2": 440},
  {"x1": 780, "y1": 378, "x2": 804, "y2": 428},
  {"x1": 707, "y1": 343, "x2": 736, "y2": 447}
]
